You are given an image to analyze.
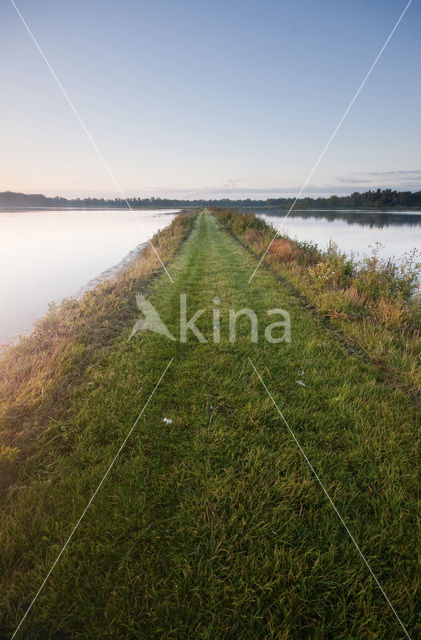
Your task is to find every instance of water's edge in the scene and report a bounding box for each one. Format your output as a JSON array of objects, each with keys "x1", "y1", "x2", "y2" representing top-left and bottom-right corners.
[
  {"x1": 76, "y1": 241, "x2": 148, "y2": 297},
  {"x1": 1, "y1": 241, "x2": 148, "y2": 348}
]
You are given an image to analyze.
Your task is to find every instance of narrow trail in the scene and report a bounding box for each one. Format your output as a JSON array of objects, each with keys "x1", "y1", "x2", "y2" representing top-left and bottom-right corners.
[{"x1": 2, "y1": 212, "x2": 418, "y2": 639}]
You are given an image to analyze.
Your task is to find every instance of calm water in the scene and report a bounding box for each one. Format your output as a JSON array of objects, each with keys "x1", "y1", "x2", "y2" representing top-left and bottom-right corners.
[
  {"x1": 0, "y1": 209, "x2": 178, "y2": 342},
  {"x1": 256, "y1": 209, "x2": 421, "y2": 262},
  {"x1": 1, "y1": 208, "x2": 420, "y2": 343}
]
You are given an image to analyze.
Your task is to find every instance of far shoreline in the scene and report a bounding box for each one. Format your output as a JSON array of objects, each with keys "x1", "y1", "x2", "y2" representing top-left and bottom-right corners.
[{"x1": 1, "y1": 187, "x2": 421, "y2": 211}]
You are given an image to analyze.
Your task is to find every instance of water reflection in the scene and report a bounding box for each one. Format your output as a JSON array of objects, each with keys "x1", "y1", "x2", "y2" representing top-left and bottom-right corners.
[
  {"x1": 254, "y1": 209, "x2": 421, "y2": 262},
  {"x1": 258, "y1": 208, "x2": 421, "y2": 229}
]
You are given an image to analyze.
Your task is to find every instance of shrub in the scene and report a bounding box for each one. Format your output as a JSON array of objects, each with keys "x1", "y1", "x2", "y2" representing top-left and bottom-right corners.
[
  {"x1": 356, "y1": 244, "x2": 421, "y2": 302},
  {"x1": 308, "y1": 242, "x2": 355, "y2": 290}
]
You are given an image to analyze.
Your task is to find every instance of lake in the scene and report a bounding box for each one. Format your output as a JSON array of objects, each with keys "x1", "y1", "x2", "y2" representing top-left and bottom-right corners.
[
  {"x1": 0, "y1": 209, "x2": 178, "y2": 342},
  {"x1": 1, "y1": 208, "x2": 420, "y2": 343},
  {"x1": 256, "y1": 209, "x2": 421, "y2": 262}
]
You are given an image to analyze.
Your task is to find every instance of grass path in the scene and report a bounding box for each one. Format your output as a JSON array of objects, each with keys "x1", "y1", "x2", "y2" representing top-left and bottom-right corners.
[{"x1": 1, "y1": 211, "x2": 419, "y2": 639}]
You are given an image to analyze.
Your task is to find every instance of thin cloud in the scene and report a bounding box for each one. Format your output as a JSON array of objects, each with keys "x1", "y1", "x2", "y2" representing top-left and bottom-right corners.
[{"x1": 335, "y1": 169, "x2": 421, "y2": 184}]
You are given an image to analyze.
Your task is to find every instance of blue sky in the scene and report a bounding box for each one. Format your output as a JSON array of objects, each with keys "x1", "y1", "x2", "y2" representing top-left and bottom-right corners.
[{"x1": 1, "y1": 0, "x2": 420, "y2": 198}]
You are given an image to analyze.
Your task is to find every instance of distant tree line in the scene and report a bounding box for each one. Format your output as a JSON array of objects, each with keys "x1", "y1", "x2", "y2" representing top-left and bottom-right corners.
[
  {"x1": 0, "y1": 191, "x2": 268, "y2": 209},
  {"x1": 266, "y1": 189, "x2": 421, "y2": 210},
  {"x1": 1, "y1": 188, "x2": 420, "y2": 210}
]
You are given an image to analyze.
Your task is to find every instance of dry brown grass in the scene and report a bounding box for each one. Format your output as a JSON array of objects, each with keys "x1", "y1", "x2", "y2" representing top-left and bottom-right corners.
[
  {"x1": 268, "y1": 237, "x2": 303, "y2": 263},
  {"x1": 345, "y1": 285, "x2": 366, "y2": 307}
]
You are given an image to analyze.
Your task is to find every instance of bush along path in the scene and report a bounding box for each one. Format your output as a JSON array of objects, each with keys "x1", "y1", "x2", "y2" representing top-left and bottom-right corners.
[{"x1": 0, "y1": 210, "x2": 419, "y2": 639}]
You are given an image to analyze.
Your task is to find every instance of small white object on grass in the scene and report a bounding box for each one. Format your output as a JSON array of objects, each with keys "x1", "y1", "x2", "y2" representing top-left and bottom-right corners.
[
  {"x1": 163, "y1": 417, "x2": 173, "y2": 425},
  {"x1": 296, "y1": 380, "x2": 308, "y2": 388}
]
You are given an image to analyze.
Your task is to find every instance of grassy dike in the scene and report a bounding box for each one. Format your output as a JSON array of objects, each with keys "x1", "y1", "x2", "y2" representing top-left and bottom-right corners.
[
  {"x1": 0, "y1": 211, "x2": 419, "y2": 639},
  {"x1": 212, "y1": 209, "x2": 421, "y2": 397}
]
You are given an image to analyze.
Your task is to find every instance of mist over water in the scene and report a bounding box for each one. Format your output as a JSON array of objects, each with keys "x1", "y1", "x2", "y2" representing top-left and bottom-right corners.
[{"x1": 0, "y1": 209, "x2": 178, "y2": 342}]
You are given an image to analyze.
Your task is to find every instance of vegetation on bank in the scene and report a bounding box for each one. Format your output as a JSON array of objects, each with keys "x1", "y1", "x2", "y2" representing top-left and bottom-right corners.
[
  {"x1": 0, "y1": 211, "x2": 419, "y2": 638},
  {"x1": 213, "y1": 208, "x2": 421, "y2": 394}
]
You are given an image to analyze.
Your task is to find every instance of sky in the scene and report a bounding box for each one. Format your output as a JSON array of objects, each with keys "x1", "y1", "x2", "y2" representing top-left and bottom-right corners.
[{"x1": 1, "y1": 0, "x2": 420, "y2": 199}]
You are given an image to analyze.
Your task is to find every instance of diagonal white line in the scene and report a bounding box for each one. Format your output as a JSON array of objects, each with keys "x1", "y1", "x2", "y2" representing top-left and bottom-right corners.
[
  {"x1": 11, "y1": 356, "x2": 174, "y2": 639},
  {"x1": 9, "y1": 0, "x2": 174, "y2": 284},
  {"x1": 248, "y1": 0, "x2": 414, "y2": 283},
  {"x1": 248, "y1": 357, "x2": 412, "y2": 640}
]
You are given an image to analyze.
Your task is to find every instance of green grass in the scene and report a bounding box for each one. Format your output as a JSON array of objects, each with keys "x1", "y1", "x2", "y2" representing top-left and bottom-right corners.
[
  {"x1": 0, "y1": 211, "x2": 419, "y2": 639},
  {"x1": 212, "y1": 208, "x2": 421, "y2": 395}
]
